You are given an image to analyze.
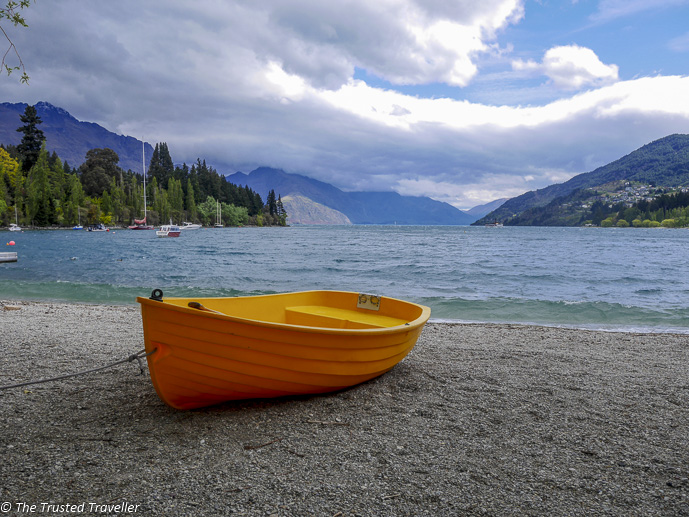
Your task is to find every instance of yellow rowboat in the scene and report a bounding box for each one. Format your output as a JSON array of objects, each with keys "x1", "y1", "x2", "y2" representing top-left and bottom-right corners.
[{"x1": 137, "y1": 290, "x2": 430, "y2": 410}]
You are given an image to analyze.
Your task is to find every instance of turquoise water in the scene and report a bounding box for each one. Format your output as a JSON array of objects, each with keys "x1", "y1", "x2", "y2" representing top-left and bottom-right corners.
[{"x1": 2, "y1": 225, "x2": 689, "y2": 333}]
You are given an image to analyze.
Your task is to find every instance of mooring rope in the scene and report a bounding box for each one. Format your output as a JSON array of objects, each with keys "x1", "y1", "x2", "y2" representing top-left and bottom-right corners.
[{"x1": 0, "y1": 348, "x2": 156, "y2": 391}]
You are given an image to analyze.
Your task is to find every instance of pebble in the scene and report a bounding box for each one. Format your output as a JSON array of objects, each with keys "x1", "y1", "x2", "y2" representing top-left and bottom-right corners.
[{"x1": 1, "y1": 300, "x2": 688, "y2": 516}]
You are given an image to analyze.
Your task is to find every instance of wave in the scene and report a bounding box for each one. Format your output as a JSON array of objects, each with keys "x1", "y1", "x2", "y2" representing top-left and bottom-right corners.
[
  {"x1": 3, "y1": 279, "x2": 687, "y2": 334},
  {"x1": 419, "y1": 296, "x2": 689, "y2": 334}
]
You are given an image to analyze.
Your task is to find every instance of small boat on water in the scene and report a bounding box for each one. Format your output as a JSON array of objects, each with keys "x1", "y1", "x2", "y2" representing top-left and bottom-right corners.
[
  {"x1": 156, "y1": 223, "x2": 181, "y2": 238},
  {"x1": 73, "y1": 211, "x2": 83, "y2": 230},
  {"x1": 485, "y1": 221, "x2": 503, "y2": 227},
  {"x1": 214, "y1": 201, "x2": 223, "y2": 228},
  {"x1": 87, "y1": 223, "x2": 108, "y2": 232},
  {"x1": 137, "y1": 289, "x2": 431, "y2": 410},
  {"x1": 9, "y1": 206, "x2": 21, "y2": 231},
  {"x1": 180, "y1": 222, "x2": 202, "y2": 230},
  {"x1": 129, "y1": 217, "x2": 154, "y2": 230},
  {"x1": 129, "y1": 142, "x2": 154, "y2": 230}
]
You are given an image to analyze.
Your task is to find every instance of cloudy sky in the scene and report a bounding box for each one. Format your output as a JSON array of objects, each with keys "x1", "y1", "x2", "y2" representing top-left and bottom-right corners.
[{"x1": 1, "y1": 0, "x2": 688, "y2": 210}]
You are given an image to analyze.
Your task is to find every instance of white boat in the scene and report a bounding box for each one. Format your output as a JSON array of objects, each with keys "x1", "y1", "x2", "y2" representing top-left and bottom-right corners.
[
  {"x1": 87, "y1": 224, "x2": 108, "y2": 232},
  {"x1": 485, "y1": 221, "x2": 504, "y2": 227},
  {"x1": 9, "y1": 206, "x2": 21, "y2": 231},
  {"x1": 73, "y1": 210, "x2": 83, "y2": 230},
  {"x1": 181, "y1": 222, "x2": 202, "y2": 230},
  {"x1": 157, "y1": 224, "x2": 181, "y2": 238},
  {"x1": 214, "y1": 201, "x2": 223, "y2": 228}
]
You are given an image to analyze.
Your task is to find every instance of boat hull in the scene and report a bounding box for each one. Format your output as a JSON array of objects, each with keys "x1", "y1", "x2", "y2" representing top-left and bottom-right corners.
[
  {"x1": 137, "y1": 290, "x2": 430, "y2": 410},
  {"x1": 156, "y1": 226, "x2": 181, "y2": 237}
]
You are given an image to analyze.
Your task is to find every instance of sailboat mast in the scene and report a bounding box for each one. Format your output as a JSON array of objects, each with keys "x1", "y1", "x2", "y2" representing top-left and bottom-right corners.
[{"x1": 142, "y1": 140, "x2": 147, "y2": 219}]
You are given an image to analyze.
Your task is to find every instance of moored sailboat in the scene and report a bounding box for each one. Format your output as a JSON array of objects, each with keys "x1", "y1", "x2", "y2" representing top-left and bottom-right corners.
[
  {"x1": 9, "y1": 206, "x2": 21, "y2": 231},
  {"x1": 72, "y1": 209, "x2": 83, "y2": 230},
  {"x1": 214, "y1": 201, "x2": 223, "y2": 228},
  {"x1": 129, "y1": 141, "x2": 154, "y2": 230}
]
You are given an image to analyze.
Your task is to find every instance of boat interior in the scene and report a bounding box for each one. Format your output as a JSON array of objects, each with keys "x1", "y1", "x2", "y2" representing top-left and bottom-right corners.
[{"x1": 154, "y1": 291, "x2": 427, "y2": 330}]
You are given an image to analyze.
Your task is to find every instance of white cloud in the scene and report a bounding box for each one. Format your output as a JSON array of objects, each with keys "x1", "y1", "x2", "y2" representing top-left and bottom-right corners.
[
  {"x1": 254, "y1": 0, "x2": 524, "y2": 88},
  {"x1": 512, "y1": 45, "x2": 619, "y2": 90},
  {"x1": 309, "y1": 75, "x2": 689, "y2": 207},
  {"x1": 396, "y1": 177, "x2": 533, "y2": 209}
]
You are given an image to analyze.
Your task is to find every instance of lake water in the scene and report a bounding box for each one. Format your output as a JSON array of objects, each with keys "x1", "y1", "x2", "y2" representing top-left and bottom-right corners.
[{"x1": 2, "y1": 225, "x2": 689, "y2": 333}]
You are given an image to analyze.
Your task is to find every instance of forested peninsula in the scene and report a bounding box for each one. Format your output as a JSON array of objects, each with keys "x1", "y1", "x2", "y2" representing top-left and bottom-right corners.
[{"x1": 1, "y1": 105, "x2": 288, "y2": 228}]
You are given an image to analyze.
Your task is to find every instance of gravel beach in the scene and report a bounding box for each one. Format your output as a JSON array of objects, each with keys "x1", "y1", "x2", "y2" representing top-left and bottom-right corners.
[{"x1": 1, "y1": 300, "x2": 688, "y2": 516}]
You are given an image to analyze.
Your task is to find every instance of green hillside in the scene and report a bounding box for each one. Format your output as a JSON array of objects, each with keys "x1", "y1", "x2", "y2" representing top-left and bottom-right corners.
[{"x1": 474, "y1": 134, "x2": 689, "y2": 226}]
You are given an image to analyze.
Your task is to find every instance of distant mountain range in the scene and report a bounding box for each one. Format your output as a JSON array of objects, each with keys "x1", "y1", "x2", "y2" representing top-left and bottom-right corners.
[
  {"x1": 228, "y1": 167, "x2": 476, "y2": 225},
  {"x1": 474, "y1": 134, "x2": 689, "y2": 226},
  {"x1": 0, "y1": 101, "x2": 152, "y2": 173},
  {"x1": 0, "y1": 101, "x2": 479, "y2": 225},
  {"x1": 9, "y1": 102, "x2": 686, "y2": 227},
  {"x1": 466, "y1": 198, "x2": 507, "y2": 219}
]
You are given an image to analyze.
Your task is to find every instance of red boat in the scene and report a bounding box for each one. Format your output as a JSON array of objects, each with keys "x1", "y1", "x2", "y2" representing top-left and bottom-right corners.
[{"x1": 129, "y1": 216, "x2": 154, "y2": 230}]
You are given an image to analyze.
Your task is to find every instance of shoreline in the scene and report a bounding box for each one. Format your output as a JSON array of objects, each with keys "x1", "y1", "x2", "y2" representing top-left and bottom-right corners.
[
  {"x1": 3, "y1": 298, "x2": 688, "y2": 336},
  {"x1": 1, "y1": 300, "x2": 688, "y2": 515}
]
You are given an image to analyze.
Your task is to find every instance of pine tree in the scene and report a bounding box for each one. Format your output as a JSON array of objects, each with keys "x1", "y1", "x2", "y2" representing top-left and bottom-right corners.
[
  {"x1": 149, "y1": 142, "x2": 174, "y2": 186},
  {"x1": 276, "y1": 194, "x2": 287, "y2": 226},
  {"x1": 185, "y1": 178, "x2": 197, "y2": 221},
  {"x1": 16, "y1": 104, "x2": 45, "y2": 172},
  {"x1": 266, "y1": 189, "x2": 277, "y2": 216},
  {"x1": 26, "y1": 147, "x2": 53, "y2": 225},
  {"x1": 65, "y1": 173, "x2": 84, "y2": 226},
  {"x1": 167, "y1": 177, "x2": 184, "y2": 220}
]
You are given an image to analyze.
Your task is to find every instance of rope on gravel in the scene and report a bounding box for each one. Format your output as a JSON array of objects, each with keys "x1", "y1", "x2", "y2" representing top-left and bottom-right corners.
[{"x1": 0, "y1": 348, "x2": 156, "y2": 390}]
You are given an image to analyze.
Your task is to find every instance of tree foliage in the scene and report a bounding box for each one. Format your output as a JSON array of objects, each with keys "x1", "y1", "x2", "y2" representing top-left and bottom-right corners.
[
  {"x1": 0, "y1": 0, "x2": 32, "y2": 83},
  {"x1": 0, "y1": 112, "x2": 287, "y2": 228},
  {"x1": 505, "y1": 188, "x2": 689, "y2": 228},
  {"x1": 79, "y1": 148, "x2": 120, "y2": 196},
  {"x1": 16, "y1": 104, "x2": 44, "y2": 172}
]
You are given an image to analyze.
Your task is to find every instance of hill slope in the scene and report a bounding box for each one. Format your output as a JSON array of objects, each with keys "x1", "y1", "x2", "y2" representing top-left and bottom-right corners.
[
  {"x1": 466, "y1": 198, "x2": 507, "y2": 219},
  {"x1": 228, "y1": 167, "x2": 476, "y2": 225},
  {"x1": 474, "y1": 134, "x2": 689, "y2": 225},
  {"x1": 282, "y1": 194, "x2": 352, "y2": 225},
  {"x1": 0, "y1": 101, "x2": 152, "y2": 173}
]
